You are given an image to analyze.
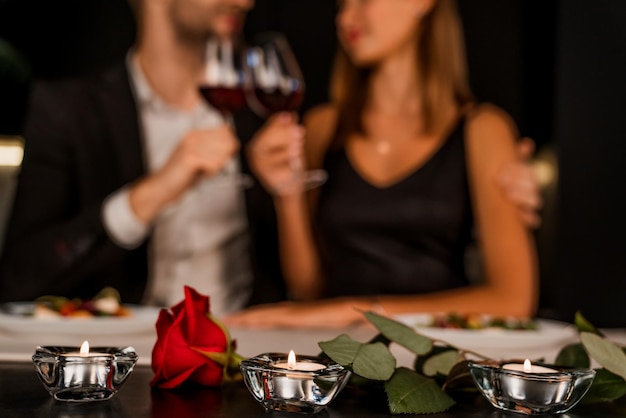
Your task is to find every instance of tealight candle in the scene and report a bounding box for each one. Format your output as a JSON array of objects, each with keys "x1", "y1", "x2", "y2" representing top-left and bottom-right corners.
[
  {"x1": 62, "y1": 340, "x2": 112, "y2": 358},
  {"x1": 273, "y1": 350, "x2": 326, "y2": 372},
  {"x1": 240, "y1": 352, "x2": 351, "y2": 414},
  {"x1": 55, "y1": 341, "x2": 114, "y2": 399},
  {"x1": 468, "y1": 360, "x2": 596, "y2": 415},
  {"x1": 499, "y1": 359, "x2": 568, "y2": 413},
  {"x1": 33, "y1": 344, "x2": 138, "y2": 402},
  {"x1": 271, "y1": 350, "x2": 328, "y2": 402},
  {"x1": 502, "y1": 359, "x2": 559, "y2": 374}
]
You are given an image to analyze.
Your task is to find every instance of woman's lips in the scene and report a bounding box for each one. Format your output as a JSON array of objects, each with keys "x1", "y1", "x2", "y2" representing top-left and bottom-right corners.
[{"x1": 343, "y1": 29, "x2": 362, "y2": 44}]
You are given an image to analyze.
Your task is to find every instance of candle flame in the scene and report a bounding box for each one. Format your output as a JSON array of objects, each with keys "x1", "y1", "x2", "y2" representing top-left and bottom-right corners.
[
  {"x1": 80, "y1": 340, "x2": 90, "y2": 356},
  {"x1": 523, "y1": 359, "x2": 532, "y2": 373},
  {"x1": 287, "y1": 350, "x2": 296, "y2": 370}
]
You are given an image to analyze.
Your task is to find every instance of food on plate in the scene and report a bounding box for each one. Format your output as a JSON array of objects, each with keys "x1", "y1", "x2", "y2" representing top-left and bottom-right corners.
[
  {"x1": 32, "y1": 287, "x2": 132, "y2": 318},
  {"x1": 424, "y1": 312, "x2": 537, "y2": 330}
]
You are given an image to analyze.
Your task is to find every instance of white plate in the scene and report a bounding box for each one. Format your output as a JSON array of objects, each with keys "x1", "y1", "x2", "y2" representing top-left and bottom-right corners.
[
  {"x1": 393, "y1": 313, "x2": 578, "y2": 350},
  {"x1": 0, "y1": 302, "x2": 162, "y2": 336}
]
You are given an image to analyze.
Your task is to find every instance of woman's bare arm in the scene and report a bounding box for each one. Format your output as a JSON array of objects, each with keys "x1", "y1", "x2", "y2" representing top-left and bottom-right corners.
[{"x1": 270, "y1": 105, "x2": 338, "y2": 300}]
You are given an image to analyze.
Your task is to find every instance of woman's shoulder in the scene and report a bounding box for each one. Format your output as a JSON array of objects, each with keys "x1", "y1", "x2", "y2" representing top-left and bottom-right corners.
[
  {"x1": 465, "y1": 103, "x2": 519, "y2": 142},
  {"x1": 463, "y1": 103, "x2": 519, "y2": 169}
]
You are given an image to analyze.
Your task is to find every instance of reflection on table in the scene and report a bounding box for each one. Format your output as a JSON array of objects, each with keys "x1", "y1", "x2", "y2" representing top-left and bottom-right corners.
[{"x1": 2, "y1": 361, "x2": 626, "y2": 418}]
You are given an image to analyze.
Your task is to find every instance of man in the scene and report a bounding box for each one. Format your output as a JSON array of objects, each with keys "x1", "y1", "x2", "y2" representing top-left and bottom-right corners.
[{"x1": 0, "y1": 0, "x2": 299, "y2": 315}]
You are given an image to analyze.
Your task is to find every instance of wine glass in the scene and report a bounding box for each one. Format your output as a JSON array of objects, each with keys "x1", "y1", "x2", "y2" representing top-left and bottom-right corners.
[
  {"x1": 244, "y1": 32, "x2": 327, "y2": 193},
  {"x1": 198, "y1": 37, "x2": 254, "y2": 188}
]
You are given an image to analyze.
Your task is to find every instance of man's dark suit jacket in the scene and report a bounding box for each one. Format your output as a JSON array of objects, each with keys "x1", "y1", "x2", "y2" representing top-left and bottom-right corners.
[{"x1": 0, "y1": 62, "x2": 286, "y2": 306}]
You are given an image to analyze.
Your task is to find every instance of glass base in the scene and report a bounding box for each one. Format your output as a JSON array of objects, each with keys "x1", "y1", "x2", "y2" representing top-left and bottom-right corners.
[
  {"x1": 208, "y1": 173, "x2": 255, "y2": 189},
  {"x1": 264, "y1": 399, "x2": 326, "y2": 414},
  {"x1": 54, "y1": 387, "x2": 116, "y2": 402},
  {"x1": 272, "y1": 169, "x2": 328, "y2": 196},
  {"x1": 302, "y1": 169, "x2": 328, "y2": 191}
]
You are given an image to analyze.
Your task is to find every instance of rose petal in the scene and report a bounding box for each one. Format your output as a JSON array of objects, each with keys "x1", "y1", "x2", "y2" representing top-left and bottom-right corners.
[
  {"x1": 182, "y1": 286, "x2": 206, "y2": 340},
  {"x1": 151, "y1": 309, "x2": 174, "y2": 377},
  {"x1": 158, "y1": 327, "x2": 206, "y2": 380},
  {"x1": 191, "y1": 361, "x2": 224, "y2": 386},
  {"x1": 180, "y1": 287, "x2": 227, "y2": 351}
]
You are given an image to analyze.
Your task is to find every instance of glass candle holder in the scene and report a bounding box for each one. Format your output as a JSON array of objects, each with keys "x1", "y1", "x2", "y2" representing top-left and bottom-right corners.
[
  {"x1": 468, "y1": 360, "x2": 596, "y2": 415},
  {"x1": 32, "y1": 345, "x2": 138, "y2": 402},
  {"x1": 240, "y1": 352, "x2": 351, "y2": 414}
]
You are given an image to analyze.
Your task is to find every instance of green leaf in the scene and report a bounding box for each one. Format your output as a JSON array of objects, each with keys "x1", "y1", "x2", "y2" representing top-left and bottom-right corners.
[
  {"x1": 581, "y1": 332, "x2": 626, "y2": 381},
  {"x1": 414, "y1": 345, "x2": 454, "y2": 376},
  {"x1": 319, "y1": 334, "x2": 363, "y2": 366},
  {"x1": 582, "y1": 369, "x2": 626, "y2": 404},
  {"x1": 319, "y1": 335, "x2": 396, "y2": 381},
  {"x1": 555, "y1": 343, "x2": 590, "y2": 368},
  {"x1": 575, "y1": 311, "x2": 602, "y2": 335},
  {"x1": 364, "y1": 311, "x2": 432, "y2": 355},
  {"x1": 353, "y1": 343, "x2": 396, "y2": 381},
  {"x1": 422, "y1": 350, "x2": 459, "y2": 377},
  {"x1": 384, "y1": 367, "x2": 455, "y2": 414}
]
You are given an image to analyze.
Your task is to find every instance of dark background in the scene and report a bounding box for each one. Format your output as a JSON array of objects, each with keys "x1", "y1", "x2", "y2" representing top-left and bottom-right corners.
[{"x1": 0, "y1": 0, "x2": 624, "y2": 326}]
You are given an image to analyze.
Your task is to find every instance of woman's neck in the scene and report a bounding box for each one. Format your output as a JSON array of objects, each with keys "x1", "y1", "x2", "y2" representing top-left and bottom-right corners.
[
  {"x1": 135, "y1": 12, "x2": 204, "y2": 110},
  {"x1": 368, "y1": 44, "x2": 421, "y2": 116}
]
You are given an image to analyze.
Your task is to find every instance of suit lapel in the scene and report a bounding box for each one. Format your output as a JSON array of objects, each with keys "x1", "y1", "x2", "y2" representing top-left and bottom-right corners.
[{"x1": 95, "y1": 63, "x2": 146, "y2": 186}]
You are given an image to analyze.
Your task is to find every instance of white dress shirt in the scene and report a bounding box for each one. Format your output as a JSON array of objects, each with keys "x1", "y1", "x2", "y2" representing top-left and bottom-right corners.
[{"x1": 101, "y1": 54, "x2": 252, "y2": 316}]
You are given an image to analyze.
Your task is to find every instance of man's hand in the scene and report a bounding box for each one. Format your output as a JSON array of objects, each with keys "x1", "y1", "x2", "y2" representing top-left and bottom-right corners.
[{"x1": 129, "y1": 125, "x2": 239, "y2": 223}]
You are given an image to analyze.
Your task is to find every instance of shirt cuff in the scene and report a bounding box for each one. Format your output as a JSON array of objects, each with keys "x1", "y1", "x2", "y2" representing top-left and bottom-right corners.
[{"x1": 102, "y1": 187, "x2": 150, "y2": 249}]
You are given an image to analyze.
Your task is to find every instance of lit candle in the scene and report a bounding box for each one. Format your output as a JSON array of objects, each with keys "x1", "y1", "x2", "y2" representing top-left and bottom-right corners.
[
  {"x1": 61, "y1": 341, "x2": 111, "y2": 358},
  {"x1": 271, "y1": 351, "x2": 327, "y2": 401},
  {"x1": 502, "y1": 359, "x2": 558, "y2": 374},
  {"x1": 499, "y1": 359, "x2": 569, "y2": 413},
  {"x1": 55, "y1": 341, "x2": 114, "y2": 400},
  {"x1": 240, "y1": 352, "x2": 350, "y2": 413},
  {"x1": 273, "y1": 350, "x2": 326, "y2": 372}
]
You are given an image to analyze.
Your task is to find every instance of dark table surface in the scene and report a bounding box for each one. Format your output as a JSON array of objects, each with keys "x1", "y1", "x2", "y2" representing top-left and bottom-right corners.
[{"x1": 1, "y1": 361, "x2": 624, "y2": 418}]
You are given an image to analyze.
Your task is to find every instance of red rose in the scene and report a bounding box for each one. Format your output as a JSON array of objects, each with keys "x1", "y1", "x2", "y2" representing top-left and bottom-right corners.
[{"x1": 150, "y1": 286, "x2": 243, "y2": 389}]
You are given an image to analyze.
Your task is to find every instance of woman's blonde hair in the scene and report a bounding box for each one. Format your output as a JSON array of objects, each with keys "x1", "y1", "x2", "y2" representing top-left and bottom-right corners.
[{"x1": 330, "y1": 0, "x2": 473, "y2": 143}]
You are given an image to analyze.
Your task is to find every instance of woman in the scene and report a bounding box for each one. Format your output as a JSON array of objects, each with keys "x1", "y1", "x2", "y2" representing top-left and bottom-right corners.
[{"x1": 229, "y1": 0, "x2": 538, "y2": 327}]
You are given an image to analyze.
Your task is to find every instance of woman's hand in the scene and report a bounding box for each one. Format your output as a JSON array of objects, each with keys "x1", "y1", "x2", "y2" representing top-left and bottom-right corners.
[
  {"x1": 497, "y1": 137, "x2": 543, "y2": 228},
  {"x1": 247, "y1": 112, "x2": 306, "y2": 196},
  {"x1": 223, "y1": 299, "x2": 370, "y2": 329}
]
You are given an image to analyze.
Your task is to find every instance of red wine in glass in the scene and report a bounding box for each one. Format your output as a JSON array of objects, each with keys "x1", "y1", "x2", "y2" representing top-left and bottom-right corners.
[
  {"x1": 198, "y1": 86, "x2": 248, "y2": 116},
  {"x1": 245, "y1": 32, "x2": 327, "y2": 191},
  {"x1": 197, "y1": 37, "x2": 254, "y2": 188},
  {"x1": 252, "y1": 86, "x2": 303, "y2": 114}
]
